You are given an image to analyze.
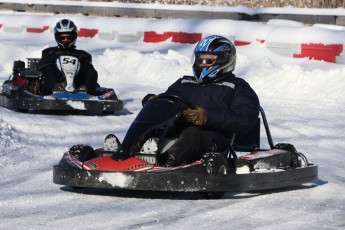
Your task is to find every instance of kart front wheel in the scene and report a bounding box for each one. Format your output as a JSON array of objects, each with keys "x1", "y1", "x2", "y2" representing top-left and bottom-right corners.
[{"x1": 202, "y1": 153, "x2": 229, "y2": 199}]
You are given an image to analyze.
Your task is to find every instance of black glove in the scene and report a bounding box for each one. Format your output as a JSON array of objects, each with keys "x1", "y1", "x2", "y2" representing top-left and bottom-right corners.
[{"x1": 183, "y1": 106, "x2": 207, "y2": 126}]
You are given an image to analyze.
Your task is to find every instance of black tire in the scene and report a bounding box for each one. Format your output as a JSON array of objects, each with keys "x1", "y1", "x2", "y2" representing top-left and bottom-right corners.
[
  {"x1": 17, "y1": 108, "x2": 29, "y2": 113},
  {"x1": 58, "y1": 145, "x2": 98, "y2": 169},
  {"x1": 202, "y1": 153, "x2": 229, "y2": 199},
  {"x1": 274, "y1": 143, "x2": 297, "y2": 153},
  {"x1": 290, "y1": 153, "x2": 298, "y2": 168},
  {"x1": 203, "y1": 152, "x2": 229, "y2": 175},
  {"x1": 103, "y1": 110, "x2": 115, "y2": 115},
  {"x1": 274, "y1": 143, "x2": 299, "y2": 168},
  {"x1": 69, "y1": 144, "x2": 98, "y2": 162},
  {"x1": 203, "y1": 192, "x2": 225, "y2": 199}
]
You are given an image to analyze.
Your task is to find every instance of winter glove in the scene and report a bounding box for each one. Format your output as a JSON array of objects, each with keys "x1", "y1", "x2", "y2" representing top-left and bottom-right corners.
[{"x1": 183, "y1": 106, "x2": 207, "y2": 126}]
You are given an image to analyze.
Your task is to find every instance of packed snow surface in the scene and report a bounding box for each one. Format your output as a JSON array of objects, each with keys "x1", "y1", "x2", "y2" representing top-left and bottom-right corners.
[{"x1": 0, "y1": 11, "x2": 345, "y2": 230}]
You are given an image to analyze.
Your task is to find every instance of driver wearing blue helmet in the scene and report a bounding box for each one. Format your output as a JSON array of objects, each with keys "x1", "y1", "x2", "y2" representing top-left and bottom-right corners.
[{"x1": 143, "y1": 35, "x2": 260, "y2": 167}]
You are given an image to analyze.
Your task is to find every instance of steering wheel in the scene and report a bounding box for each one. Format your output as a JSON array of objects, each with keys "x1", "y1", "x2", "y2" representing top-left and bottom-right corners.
[{"x1": 156, "y1": 93, "x2": 197, "y2": 110}]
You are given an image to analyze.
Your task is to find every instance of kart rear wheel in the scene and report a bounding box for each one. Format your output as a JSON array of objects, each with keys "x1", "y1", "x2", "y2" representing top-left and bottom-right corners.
[
  {"x1": 274, "y1": 143, "x2": 299, "y2": 168},
  {"x1": 17, "y1": 108, "x2": 29, "y2": 113},
  {"x1": 290, "y1": 153, "x2": 298, "y2": 168},
  {"x1": 103, "y1": 110, "x2": 115, "y2": 115}
]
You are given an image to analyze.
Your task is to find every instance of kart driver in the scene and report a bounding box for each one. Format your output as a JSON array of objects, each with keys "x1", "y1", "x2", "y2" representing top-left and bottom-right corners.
[
  {"x1": 38, "y1": 19, "x2": 100, "y2": 95},
  {"x1": 142, "y1": 35, "x2": 260, "y2": 167}
]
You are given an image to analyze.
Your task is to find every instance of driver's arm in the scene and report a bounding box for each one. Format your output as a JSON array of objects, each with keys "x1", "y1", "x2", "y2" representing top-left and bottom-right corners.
[
  {"x1": 38, "y1": 48, "x2": 58, "y2": 70},
  {"x1": 204, "y1": 80, "x2": 260, "y2": 137}
]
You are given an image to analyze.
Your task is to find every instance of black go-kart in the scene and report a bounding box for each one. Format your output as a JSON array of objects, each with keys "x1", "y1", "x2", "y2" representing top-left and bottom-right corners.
[
  {"x1": 53, "y1": 93, "x2": 318, "y2": 198},
  {"x1": 0, "y1": 58, "x2": 123, "y2": 113}
]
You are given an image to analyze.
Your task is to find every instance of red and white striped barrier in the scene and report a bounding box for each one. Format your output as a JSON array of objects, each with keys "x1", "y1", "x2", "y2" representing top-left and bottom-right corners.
[{"x1": 0, "y1": 14, "x2": 344, "y2": 64}]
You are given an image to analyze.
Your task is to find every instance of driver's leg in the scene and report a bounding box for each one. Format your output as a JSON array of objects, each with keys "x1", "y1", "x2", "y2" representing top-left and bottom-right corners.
[
  {"x1": 42, "y1": 66, "x2": 61, "y2": 95},
  {"x1": 165, "y1": 126, "x2": 217, "y2": 167},
  {"x1": 75, "y1": 62, "x2": 99, "y2": 95}
]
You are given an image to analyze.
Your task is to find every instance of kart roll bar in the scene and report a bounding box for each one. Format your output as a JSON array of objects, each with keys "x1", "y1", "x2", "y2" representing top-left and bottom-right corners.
[{"x1": 259, "y1": 106, "x2": 274, "y2": 149}]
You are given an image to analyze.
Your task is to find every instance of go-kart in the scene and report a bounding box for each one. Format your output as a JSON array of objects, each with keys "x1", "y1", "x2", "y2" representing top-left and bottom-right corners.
[
  {"x1": 0, "y1": 58, "x2": 123, "y2": 113},
  {"x1": 53, "y1": 93, "x2": 318, "y2": 198}
]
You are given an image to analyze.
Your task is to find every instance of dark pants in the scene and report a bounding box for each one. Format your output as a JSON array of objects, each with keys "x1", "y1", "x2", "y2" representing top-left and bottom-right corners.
[
  {"x1": 165, "y1": 126, "x2": 229, "y2": 167},
  {"x1": 42, "y1": 65, "x2": 62, "y2": 95}
]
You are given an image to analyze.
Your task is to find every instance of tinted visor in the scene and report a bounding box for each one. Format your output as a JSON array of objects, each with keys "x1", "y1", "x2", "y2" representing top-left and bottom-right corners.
[
  {"x1": 57, "y1": 33, "x2": 73, "y2": 42},
  {"x1": 60, "y1": 34, "x2": 72, "y2": 40},
  {"x1": 195, "y1": 54, "x2": 218, "y2": 67}
]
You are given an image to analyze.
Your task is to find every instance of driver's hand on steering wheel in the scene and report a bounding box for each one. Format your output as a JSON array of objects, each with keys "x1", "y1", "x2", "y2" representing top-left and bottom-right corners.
[{"x1": 183, "y1": 107, "x2": 207, "y2": 126}]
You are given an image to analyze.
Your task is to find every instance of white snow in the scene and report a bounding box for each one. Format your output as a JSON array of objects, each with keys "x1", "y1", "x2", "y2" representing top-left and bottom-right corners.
[
  {"x1": 66, "y1": 100, "x2": 86, "y2": 110},
  {"x1": 98, "y1": 172, "x2": 134, "y2": 188},
  {"x1": 0, "y1": 3, "x2": 345, "y2": 230},
  {"x1": 4, "y1": 0, "x2": 345, "y2": 16}
]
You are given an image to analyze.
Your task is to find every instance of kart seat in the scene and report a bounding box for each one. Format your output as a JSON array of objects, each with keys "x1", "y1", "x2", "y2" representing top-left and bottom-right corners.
[
  {"x1": 232, "y1": 118, "x2": 260, "y2": 152},
  {"x1": 232, "y1": 107, "x2": 274, "y2": 152}
]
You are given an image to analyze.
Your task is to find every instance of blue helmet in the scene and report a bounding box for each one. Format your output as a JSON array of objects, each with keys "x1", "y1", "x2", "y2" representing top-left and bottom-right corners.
[{"x1": 193, "y1": 35, "x2": 236, "y2": 83}]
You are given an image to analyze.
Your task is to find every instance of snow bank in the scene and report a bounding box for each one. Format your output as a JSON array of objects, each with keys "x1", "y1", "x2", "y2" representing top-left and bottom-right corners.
[{"x1": 1, "y1": 12, "x2": 345, "y2": 64}]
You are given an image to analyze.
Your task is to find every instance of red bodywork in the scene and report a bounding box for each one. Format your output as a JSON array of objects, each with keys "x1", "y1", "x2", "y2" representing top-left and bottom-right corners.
[{"x1": 62, "y1": 151, "x2": 203, "y2": 173}]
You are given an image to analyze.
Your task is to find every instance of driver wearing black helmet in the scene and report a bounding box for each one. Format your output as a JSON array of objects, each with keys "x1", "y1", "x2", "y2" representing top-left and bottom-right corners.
[
  {"x1": 38, "y1": 19, "x2": 100, "y2": 95},
  {"x1": 143, "y1": 35, "x2": 260, "y2": 167}
]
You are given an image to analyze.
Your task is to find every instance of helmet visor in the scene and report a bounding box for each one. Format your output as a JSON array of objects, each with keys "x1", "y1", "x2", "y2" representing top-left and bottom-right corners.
[
  {"x1": 195, "y1": 54, "x2": 218, "y2": 67},
  {"x1": 55, "y1": 32, "x2": 77, "y2": 49},
  {"x1": 57, "y1": 33, "x2": 73, "y2": 42}
]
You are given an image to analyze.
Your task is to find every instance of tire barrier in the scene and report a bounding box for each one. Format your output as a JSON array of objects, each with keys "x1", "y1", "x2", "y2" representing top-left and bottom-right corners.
[
  {"x1": 1, "y1": 14, "x2": 344, "y2": 64},
  {"x1": 116, "y1": 31, "x2": 144, "y2": 42},
  {"x1": 77, "y1": 28, "x2": 98, "y2": 38},
  {"x1": 144, "y1": 32, "x2": 173, "y2": 43},
  {"x1": 266, "y1": 42, "x2": 301, "y2": 58},
  {"x1": 295, "y1": 44, "x2": 343, "y2": 63},
  {"x1": 26, "y1": 26, "x2": 49, "y2": 33}
]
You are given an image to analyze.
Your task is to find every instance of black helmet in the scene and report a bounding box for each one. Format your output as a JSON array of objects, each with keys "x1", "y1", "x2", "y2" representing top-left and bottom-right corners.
[
  {"x1": 54, "y1": 19, "x2": 78, "y2": 49},
  {"x1": 193, "y1": 35, "x2": 236, "y2": 83}
]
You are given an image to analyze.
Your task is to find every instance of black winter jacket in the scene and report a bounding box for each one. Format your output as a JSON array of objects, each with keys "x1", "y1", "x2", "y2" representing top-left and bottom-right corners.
[
  {"x1": 165, "y1": 73, "x2": 260, "y2": 140},
  {"x1": 38, "y1": 46, "x2": 99, "y2": 94},
  {"x1": 39, "y1": 46, "x2": 94, "y2": 70}
]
